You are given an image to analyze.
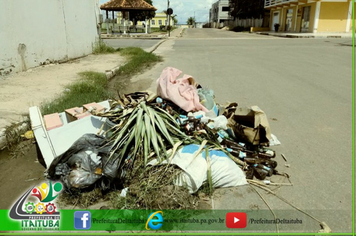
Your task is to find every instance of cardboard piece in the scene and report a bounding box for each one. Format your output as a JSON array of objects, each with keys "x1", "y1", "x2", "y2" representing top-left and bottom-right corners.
[{"x1": 227, "y1": 105, "x2": 272, "y2": 145}]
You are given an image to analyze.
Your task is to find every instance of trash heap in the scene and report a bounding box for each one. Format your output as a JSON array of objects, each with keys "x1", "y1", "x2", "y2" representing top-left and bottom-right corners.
[{"x1": 48, "y1": 67, "x2": 282, "y2": 208}]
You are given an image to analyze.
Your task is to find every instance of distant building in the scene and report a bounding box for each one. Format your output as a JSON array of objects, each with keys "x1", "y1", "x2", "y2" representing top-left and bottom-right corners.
[
  {"x1": 264, "y1": 0, "x2": 354, "y2": 33},
  {"x1": 148, "y1": 12, "x2": 174, "y2": 28},
  {"x1": 116, "y1": 12, "x2": 174, "y2": 29},
  {"x1": 195, "y1": 22, "x2": 204, "y2": 28},
  {"x1": 209, "y1": 0, "x2": 230, "y2": 27}
]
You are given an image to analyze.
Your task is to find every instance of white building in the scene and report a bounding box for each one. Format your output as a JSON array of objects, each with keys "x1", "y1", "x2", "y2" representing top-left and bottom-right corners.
[
  {"x1": 209, "y1": 0, "x2": 230, "y2": 27},
  {"x1": 0, "y1": 0, "x2": 101, "y2": 76}
]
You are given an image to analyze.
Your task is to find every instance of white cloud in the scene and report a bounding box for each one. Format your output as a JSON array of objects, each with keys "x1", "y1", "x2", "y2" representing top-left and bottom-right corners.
[{"x1": 99, "y1": 0, "x2": 213, "y2": 23}]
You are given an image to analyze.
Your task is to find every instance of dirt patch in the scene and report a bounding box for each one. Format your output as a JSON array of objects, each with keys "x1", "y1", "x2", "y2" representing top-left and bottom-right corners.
[
  {"x1": 0, "y1": 53, "x2": 126, "y2": 129},
  {"x1": 124, "y1": 164, "x2": 198, "y2": 210},
  {"x1": 0, "y1": 142, "x2": 45, "y2": 209}
]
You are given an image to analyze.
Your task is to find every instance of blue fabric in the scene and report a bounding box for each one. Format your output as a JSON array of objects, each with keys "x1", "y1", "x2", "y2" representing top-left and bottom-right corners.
[{"x1": 181, "y1": 144, "x2": 229, "y2": 159}]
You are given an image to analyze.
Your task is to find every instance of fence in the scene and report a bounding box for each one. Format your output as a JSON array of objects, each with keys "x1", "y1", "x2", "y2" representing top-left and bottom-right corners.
[{"x1": 225, "y1": 18, "x2": 264, "y2": 28}]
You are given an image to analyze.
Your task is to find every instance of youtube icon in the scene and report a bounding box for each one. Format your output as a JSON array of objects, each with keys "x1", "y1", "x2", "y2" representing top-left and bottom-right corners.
[{"x1": 226, "y1": 212, "x2": 247, "y2": 228}]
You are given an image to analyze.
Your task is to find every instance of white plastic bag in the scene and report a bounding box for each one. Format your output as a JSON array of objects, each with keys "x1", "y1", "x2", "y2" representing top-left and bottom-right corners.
[{"x1": 171, "y1": 145, "x2": 247, "y2": 193}]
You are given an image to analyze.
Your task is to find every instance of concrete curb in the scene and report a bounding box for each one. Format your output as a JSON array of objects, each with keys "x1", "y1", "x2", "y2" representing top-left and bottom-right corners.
[
  {"x1": 101, "y1": 34, "x2": 167, "y2": 40},
  {"x1": 105, "y1": 65, "x2": 121, "y2": 80},
  {"x1": 145, "y1": 28, "x2": 184, "y2": 53},
  {"x1": 255, "y1": 32, "x2": 352, "y2": 39},
  {"x1": 147, "y1": 39, "x2": 167, "y2": 53}
]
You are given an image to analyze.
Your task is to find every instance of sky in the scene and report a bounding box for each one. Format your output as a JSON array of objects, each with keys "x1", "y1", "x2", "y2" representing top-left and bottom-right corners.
[{"x1": 99, "y1": 0, "x2": 214, "y2": 24}]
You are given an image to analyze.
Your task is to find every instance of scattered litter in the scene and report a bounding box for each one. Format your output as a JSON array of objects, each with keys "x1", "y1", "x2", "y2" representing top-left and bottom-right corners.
[
  {"x1": 120, "y1": 187, "x2": 129, "y2": 197},
  {"x1": 281, "y1": 153, "x2": 288, "y2": 162},
  {"x1": 30, "y1": 67, "x2": 288, "y2": 209},
  {"x1": 269, "y1": 134, "x2": 281, "y2": 146},
  {"x1": 25, "y1": 177, "x2": 41, "y2": 182},
  {"x1": 149, "y1": 144, "x2": 248, "y2": 193},
  {"x1": 156, "y1": 67, "x2": 208, "y2": 112},
  {"x1": 21, "y1": 130, "x2": 34, "y2": 139},
  {"x1": 263, "y1": 180, "x2": 271, "y2": 185}
]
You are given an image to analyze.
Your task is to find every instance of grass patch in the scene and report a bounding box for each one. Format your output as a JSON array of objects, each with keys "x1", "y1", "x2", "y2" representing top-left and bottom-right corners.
[
  {"x1": 41, "y1": 48, "x2": 161, "y2": 115},
  {"x1": 92, "y1": 40, "x2": 116, "y2": 54},
  {"x1": 41, "y1": 71, "x2": 112, "y2": 115},
  {"x1": 150, "y1": 26, "x2": 177, "y2": 33},
  {"x1": 117, "y1": 47, "x2": 162, "y2": 76},
  {"x1": 57, "y1": 188, "x2": 105, "y2": 209}
]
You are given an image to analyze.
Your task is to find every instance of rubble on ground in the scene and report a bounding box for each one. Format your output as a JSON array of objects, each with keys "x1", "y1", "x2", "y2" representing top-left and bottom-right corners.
[{"x1": 31, "y1": 66, "x2": 285, "y2": 209}]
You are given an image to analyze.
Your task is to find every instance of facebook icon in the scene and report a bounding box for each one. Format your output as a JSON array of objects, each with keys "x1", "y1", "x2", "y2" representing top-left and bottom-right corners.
[{"x1": 74, "y1": 211, "x2": 91, "y2": 229}]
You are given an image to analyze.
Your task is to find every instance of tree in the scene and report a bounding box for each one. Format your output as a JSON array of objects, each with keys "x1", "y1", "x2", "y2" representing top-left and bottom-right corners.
[
  {"x1": 171, "y1": 14, "x2": 178, "y2": 25},
  {"x1": 129, "y1": 0, "x2": 156, "y2": 25},
  {"x1": 229, "y1": 0, "x2": 265, "y2": 19},
  {"x1": 186, "y1": 16, "x2": 196, "y2": 26}
]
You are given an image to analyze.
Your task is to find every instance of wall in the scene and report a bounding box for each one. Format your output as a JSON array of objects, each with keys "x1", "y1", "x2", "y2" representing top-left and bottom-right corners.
[
  {"x1": 304, "y1": 3, "x2": 316, "y2": 33},
  {"x1": 227, "y1": 18, "x2": 264, "y2": 28},
  {"x1": 318, "y1": 2, "x2": 349, "y2": 32},
  {"x1": 270, "y1": 9, "x2": 281, "y2": 31},
  {"x1": 218, "y1": 0, "x2": 230, "y2": 23},
  {"x1": 210, "y1": 0, "x2": 229, "y2": 27},
  {"x1": 269, "y1": 3, "x2": 317, "y2": 32},
  {"x1": 0, "y1": 0, "x2": 100, "y2": 76}
]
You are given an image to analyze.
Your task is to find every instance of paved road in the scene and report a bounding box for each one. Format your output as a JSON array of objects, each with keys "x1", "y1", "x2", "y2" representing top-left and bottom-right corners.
[
  {"x1": 103, "y1": 38, "x2": 161, "y2": 50},
  {"x1": 132, "y1": 28, "x2": 354, "y2": 233}
]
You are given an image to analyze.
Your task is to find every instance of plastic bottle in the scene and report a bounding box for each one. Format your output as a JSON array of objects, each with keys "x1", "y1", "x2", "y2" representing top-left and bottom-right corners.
[{"x1": 226, "y1": 148, "x2": 246, "y2": 160}]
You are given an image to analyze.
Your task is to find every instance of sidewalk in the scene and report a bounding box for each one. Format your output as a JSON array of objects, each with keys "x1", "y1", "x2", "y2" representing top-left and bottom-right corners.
[
  {"x1": 0, "y1": 28, "x2": 183, "y2": 148},
  {"x1": 0, "y1": 53, "x2": 126, "y2": 148},
  {"x1": 255, "y1": 31, "x2": 353, "y2": 38}
]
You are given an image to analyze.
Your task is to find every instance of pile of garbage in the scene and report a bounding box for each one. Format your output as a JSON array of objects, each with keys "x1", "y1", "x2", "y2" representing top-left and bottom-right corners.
[{"x1": 47, "y1": 67, "x2": 282, "y2": 205}]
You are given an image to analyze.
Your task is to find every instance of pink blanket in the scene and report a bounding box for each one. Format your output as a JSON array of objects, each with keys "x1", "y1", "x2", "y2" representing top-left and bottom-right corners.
[{"x1": 156, "y1": 67, "x2": 208, "y2": 113}]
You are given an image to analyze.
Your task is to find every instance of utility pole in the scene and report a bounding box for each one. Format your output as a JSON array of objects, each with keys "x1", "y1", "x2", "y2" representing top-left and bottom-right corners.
[
  {"x1": 194, "y1": 11, "x2": 196, "y2": 28},
  {"x1": 167, "y1": 0, "x2": 170, "y2": 37}
]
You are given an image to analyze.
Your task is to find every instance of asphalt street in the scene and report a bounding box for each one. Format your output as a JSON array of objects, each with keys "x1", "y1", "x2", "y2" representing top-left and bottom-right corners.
[{"x1": 129, "y1": 28, "x2": 354, "y2": 233}]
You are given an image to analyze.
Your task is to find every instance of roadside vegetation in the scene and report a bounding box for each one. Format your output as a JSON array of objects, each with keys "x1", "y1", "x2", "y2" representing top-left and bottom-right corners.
[
  {"x1": 3, "y1": 47, "x2": 162, "y2": 151},
  {"x1": 92, "y1": 40, "x2": 117, "y2": 54},
  {"x1": 110, "y1": 47, "x2": 162, "y2": 93},
  {"x1": 150, "y1": 26, "x2": 177, "y2": 33},
  {"x1": 41, "y1": 47, "x2": 161, "y2": 116},
  {"x1": 117, "y1": 47, "x2": 162, "y2": 76},
  {"x1": 40, "y1": 71, "x2": 112, "y2": 115}
]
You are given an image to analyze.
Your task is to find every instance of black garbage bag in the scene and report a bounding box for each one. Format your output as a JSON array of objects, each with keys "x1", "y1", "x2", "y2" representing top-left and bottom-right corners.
[{"x1": 47, "y1": 134, "x2": 123, "y2": 191}]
